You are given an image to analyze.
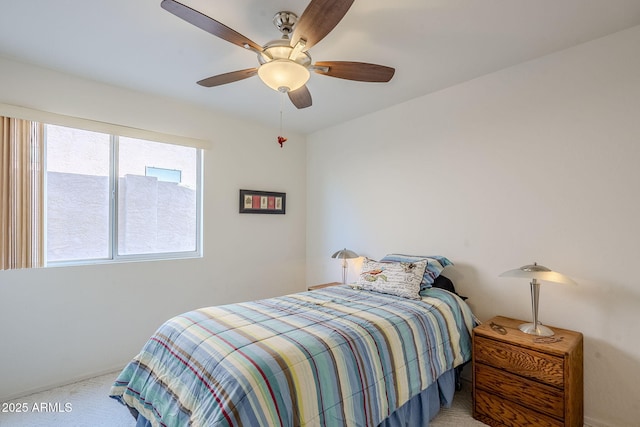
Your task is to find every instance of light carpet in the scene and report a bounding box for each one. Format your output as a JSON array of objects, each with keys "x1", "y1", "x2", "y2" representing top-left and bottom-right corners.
[{"x1": 1, "y1": 371, "x2": 486, "y2": 426}]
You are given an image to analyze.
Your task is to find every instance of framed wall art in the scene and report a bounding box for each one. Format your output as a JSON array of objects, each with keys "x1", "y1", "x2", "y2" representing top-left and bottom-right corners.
[{"x1": 239, "y1": 189, "x2": 286, "y2": 214}]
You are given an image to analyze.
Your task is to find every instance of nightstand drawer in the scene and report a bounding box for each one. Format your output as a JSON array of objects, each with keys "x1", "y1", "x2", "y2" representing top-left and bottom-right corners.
[
  {"x1": 475, "y1": 389, "x2": 563, "y2": 427},
  {"x1": 475, "y1": 363, "x2": 564, "y2": 418},
  {"x1": 474, "y1": 335, "x2": 564, "y2": 387}
]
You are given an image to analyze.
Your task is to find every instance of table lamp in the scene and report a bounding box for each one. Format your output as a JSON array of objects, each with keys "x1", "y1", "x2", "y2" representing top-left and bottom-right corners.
[
  {"x1": 500, "y1": 262, "x2": 576, "y2": 336},
  {"x1": 331, "y1": 248, "x2": 358, "y2": 284}
]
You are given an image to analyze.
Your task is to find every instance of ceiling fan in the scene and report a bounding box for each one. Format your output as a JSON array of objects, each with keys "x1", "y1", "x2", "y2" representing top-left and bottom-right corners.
[{"x1": 160, "y1": 0, "x2": 395, "y2": 109}]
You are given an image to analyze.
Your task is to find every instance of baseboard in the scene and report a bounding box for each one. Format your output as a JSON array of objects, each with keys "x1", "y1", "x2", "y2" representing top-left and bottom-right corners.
[
  {"x1": 584, "y1": 416, "x2": 616, "y2": 427},
  {"x1": 1, "y1": 364, "x2": 126, "y2": 402}
]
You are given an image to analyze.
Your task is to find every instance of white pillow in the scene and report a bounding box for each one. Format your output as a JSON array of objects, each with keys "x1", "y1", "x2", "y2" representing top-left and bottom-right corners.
[{"x1": 356, "y1": 258, "x2": 427, "y2": 300}]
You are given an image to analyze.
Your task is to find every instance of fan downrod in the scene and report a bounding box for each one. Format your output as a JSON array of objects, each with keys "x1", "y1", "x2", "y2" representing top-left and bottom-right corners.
[{"x1": 273, "y1": 11, "x2": 298, "y2": 35}]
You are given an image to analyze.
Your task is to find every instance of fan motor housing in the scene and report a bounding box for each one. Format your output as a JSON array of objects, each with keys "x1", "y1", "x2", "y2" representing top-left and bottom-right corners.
[
  {"x1": 273, "y1": 11, "x2": 297, "y2": 35},
  {"x1": 257, "y1": 38, "x2": 312, "y2": 67}
]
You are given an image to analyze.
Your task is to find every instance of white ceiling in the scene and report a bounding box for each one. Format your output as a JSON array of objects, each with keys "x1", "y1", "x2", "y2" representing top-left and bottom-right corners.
[{"x1": 1, "y1": 0, "x2": 639, "y2": 134}]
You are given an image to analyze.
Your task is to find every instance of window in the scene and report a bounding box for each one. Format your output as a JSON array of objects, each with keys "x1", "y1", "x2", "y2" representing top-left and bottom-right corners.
[
  {"x1": 45, "y1": 124, "x2": 202, "y2": 265},
  {"x1": 117, "y1": 136, "x2": 198, "y2": 257},
  {"x1": 145, "y1": 166, "x2": 182, "y2": 184},
  {"x1": 46, "y1": 126, "x2": 111, "y2": 262}
]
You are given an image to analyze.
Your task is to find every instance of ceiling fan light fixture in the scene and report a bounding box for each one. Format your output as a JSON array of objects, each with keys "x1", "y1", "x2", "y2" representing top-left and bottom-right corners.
[
  {"x1": 258, "y1": 59, "x2": 310, "y2": 92},
  {"x1": 259, "y1": 40, "x2": 291, "y2": 62},
  {"x1": 161, "y1": 0, "x2": 395, "y2": 109}
]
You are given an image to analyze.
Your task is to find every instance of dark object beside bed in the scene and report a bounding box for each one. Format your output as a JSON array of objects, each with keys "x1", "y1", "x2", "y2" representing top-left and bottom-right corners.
[
  {"x1": 432, "y1": 274, "x2": 467, "y2": 300},
  {"x1": 432, "y1": 274, "x2": 468, "y2": 390}
]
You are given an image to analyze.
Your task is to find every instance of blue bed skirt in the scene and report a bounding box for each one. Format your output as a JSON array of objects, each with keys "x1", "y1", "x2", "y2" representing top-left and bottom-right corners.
[
  {"x1": 379, "y1": 368, "x2": 457, "y2": 427},
  {"x1": 134, "y1": 368, "x2": 457, "y2": 427}
]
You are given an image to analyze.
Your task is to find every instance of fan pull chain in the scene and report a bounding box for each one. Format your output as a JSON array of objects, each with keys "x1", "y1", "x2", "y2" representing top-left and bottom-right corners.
[{"x1": 277, "y1": 91, "x2": 287, "y2": 148}]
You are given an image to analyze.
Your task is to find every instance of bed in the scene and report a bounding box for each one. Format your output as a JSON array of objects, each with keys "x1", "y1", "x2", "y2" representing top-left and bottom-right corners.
[{"x1": 110, "y1": 259, "x2": 475, "y2": 427}]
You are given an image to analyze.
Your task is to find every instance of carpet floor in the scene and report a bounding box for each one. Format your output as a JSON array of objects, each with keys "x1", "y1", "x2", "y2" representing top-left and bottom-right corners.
[{"x1": 1, "y1": 371, "x2": 487, "y2": 426}]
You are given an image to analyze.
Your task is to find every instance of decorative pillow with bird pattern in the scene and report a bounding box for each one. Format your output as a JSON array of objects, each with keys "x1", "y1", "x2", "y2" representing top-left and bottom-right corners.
[
  {"x1": 356, "y1": 257, "x2": 427, "y2": 300},
  {"x1": 380, "y1": 254, "x2": 452, "y2": 289}
]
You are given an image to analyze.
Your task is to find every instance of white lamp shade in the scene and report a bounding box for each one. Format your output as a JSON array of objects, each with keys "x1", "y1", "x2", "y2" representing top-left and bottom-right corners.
[
  {"x1": 331, "y1": 248, "x2": 359, "y2": 260},
  {"x1": 258, "y1": 59, "x2": 310, "y2": 92},
  {"x1": 499, "y1": 263, "x2": 576, "y2": 285}
]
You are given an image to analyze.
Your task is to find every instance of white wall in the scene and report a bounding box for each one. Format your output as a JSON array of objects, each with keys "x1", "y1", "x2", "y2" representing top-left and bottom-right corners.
[
  {"x1": 307, "y1": 26, "x2": 640, "y2": 427},
  {"x1": 0, "y1": 57, "x2": 307, "y2": 400}
]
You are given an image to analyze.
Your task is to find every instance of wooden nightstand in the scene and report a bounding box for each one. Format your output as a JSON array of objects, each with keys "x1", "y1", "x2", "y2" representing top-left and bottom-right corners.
[
  {"x1": 473, "y1": 316, "x2": 583, "y2": 427},
  {"x1": 307, "y1": 282, "x2": 341, "y2": 291}
]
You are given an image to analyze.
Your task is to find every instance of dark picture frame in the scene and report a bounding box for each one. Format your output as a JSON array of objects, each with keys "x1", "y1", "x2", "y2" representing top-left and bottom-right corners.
[{"x1": 239, "y1": 189, "x2": 286, "y2": 214}]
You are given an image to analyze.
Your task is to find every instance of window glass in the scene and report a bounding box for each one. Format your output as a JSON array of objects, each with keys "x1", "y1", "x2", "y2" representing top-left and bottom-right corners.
[
  {"x1": 46, "y1": 125, "x2": 111, "y2": 262},
  {"x1": 117, "y1": 137, "x2": 198, "y2": 255}
]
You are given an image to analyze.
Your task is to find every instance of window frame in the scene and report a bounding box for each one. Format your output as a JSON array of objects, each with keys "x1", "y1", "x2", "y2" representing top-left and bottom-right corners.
[{"x1": 44, "y1": 129, "x2": 204, "y2": 267}]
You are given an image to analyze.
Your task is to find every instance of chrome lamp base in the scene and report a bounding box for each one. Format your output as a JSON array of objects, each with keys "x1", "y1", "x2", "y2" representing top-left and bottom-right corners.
[
  {"x1": 521, "y1": 278, "x2": 555, "y2": 336},
  {"x1": 519, "y1": 322, "x2": 554, "y2": 337}
]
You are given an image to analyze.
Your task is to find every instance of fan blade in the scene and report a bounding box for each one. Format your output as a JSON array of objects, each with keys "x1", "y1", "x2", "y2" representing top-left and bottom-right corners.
[
  {"x1": 197, "y1": 68, "x2": 258, "y2": 87},
  {"x1": 291, "y1": 0, "x2": 354, "y2": 50},
  {"x1": 161, "y1": 0, "x2": 262, "y2": 52},
  {"x1": 288, "y1": 85, "x2": 313, "y2": 109},
  {"x1": 314, "y1": 61, "x2": 395, "y2": 82}
]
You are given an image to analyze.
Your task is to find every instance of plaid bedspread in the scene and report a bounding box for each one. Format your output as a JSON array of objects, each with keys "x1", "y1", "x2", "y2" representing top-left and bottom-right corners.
[{"x1": 110, "y1": 286, "x2": 475, "y2": 427}]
